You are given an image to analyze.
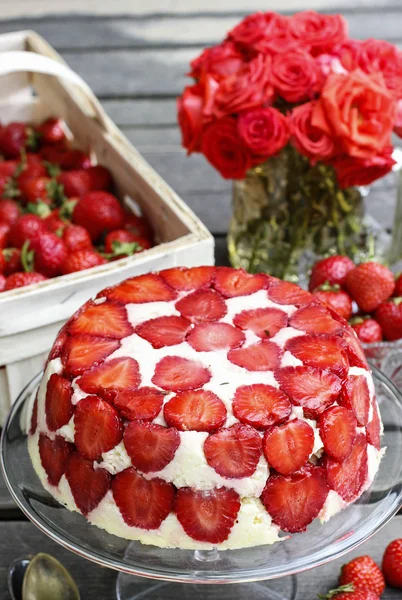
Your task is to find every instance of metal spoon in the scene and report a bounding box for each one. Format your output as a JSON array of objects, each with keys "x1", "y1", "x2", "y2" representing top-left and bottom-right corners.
[
  {"x1": 8, "y1": 557, "x2": 30, "y2": 600},
  {"x1": 22, "y1": 553, "x2": 80, "y2": 600}
]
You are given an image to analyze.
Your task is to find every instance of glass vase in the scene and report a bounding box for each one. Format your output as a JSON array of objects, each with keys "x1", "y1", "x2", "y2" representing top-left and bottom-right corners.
[{"x1": 227, "y1": 146, "x2": 401, "y2": 285}]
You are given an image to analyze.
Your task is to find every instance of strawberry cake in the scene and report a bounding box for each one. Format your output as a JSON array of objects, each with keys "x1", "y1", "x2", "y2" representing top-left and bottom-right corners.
[{"x1": 28, "y1": 266, "x2": 383, "y2": 550}]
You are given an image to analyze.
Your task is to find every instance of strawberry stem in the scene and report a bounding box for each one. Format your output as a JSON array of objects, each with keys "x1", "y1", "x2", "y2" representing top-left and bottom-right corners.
[
  {"x1": 21, "y1": 240, "x2": 34, "y2": 273},
  {"x1": 318, "y1": 584, "x2": 355, "y2": 599}
]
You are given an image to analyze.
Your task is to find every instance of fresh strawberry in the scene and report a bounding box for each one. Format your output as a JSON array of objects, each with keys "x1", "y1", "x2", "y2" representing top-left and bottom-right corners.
[
  {"x1": 382, "y1": 538, "x2": 402, "y2": 588},
  {"x1": 104, "y1": 229, "x2": 150, "y2": 257},
  {"x1": 73, "y1": 191, "x2": 125, "y2": 240},
  {"x1": 275, "y1": 366, "x2": 342, "y2": 417},
  {"x1": 68, "y1": 301, "x2": 133, "y2": 339},
  {"x1": 5, "y1": 271, "x2": 47, "y2": 290},
  {"x1": 341, "y1": 328, "x2": 369, "y2": 369},
  {"x1": 263, "y1": 419, "x2": 314, "y2": 475},
  {"x1": 39, "y1": 434, "x2": 73, "y2": 486},
  {"x1": 58, "y1": 165, "x2": 112, "y2": 197},
  {"x1": 102, "y1": 273, "x2": 176, "y2": 304},
  {"x1": 340, "y1": 556, "x2": 385, "y2": 597},
  {"x1": 286, "y1": 334, "x2": 349, "y2": 377},
  {"x1": 123, "y1": 421, "x2": 180, "y2": 472},
  {"x1": 43, "y1": 209, "x2": 66, "y2": 234},
  {"x1": 0, "y1": 173, "x2": 13, "y2": 198},
  {"x1": 113, "y1": 387, "x2": 165, "y2": 421},
  {"x1": 313, "y1": 285, "x2": 353, "y2": 320},
  {"x1": 61, "y1": 224, "x2": 92, "y2": 252},
  {"x1": 0, "y1": 274, "x2": 5, "y2": 291},
  {"x1": 30, "y1": 393, "x2": 38, "y2": 435},
  {"x1": 175, "y1": 289, "x2": 227, "y2": 323},
  {"x1": 0, "y1": 199, "x2": 20, "y2": 225},
  {"x1": 318, "y1": 586, "x2": 380, "y2": 599},
  {"x1": 152, "y1": 356, "x2": 211, "y2": 391},
  {"x1": 375, "y1": 298, "x2": 402, "y2": 341},
  {"x1": 159, "y1": 266, "x2": 215, "y2": 291},
  {"x1": 124, "y1": 213, "x2": 153, "y2": 239},
  {"x1": 30, "y1": 232, "x2": 67, "y2": 277},
  {"x1": 19, "y1": 176, "x2": 55, "y2": 205},
  {"x1": 36, "y1": 118, "x2": 66, "y2": 145},
  {"x1": 350, "y1": 317, "x2": 383, "y2": 343},
  {"x1": 45, "y1": 373, "x2": 74, "y2": 431},
  {"x1": 289, "y1": 303, "x2": 342, "y2": 335},
  {"x1": 8, "y1": 214, "x2": 46, "y2": 248},
  {"x1": 0, "y1": 159, "x2": 18, "y2": 176},
  {"x1": 394, "y1": 274, "x2": 402, "y2": 297},
  {"x1": 0, "y1": 122, "x2": 28, "y2": 158},
  {"x1": 17, "y1": 163, "x2": 48, "y2": 198},
  {"x1": 228, "y1": 340, "x2": 281, "y2": 371},
  {"x1": 260, "y1": 464, "x2": 329, "y2": 533},
  {"x1": 74, "y1": 395, "x2": 123, "y2": 460},
  {"x1": 61, "y1": 249, "x2": 106, "y2": 274},
  {"x1": 340, "y1": 375, "x2": 370, "y2": 426},
  {"x1": 267, "y1": 280, "x2": 313, "y2": 306},
  {"x1": 319, "y1": 406, "x2": 357, "y2": 462},
  {"x1": 187, "y1": 322, "x2": 245, "y2": 352},
  {"x1": 0, "y1": 251, "x2": 4, "y2": 273},
  {"x1": 0, "y1": 221, "x2": 10, "y2": 248},
  {"x1": 204, "y1": 423, "x2": 262, "y2": 478},
  {"x1": 164, "y1": 389, "x2": 227, "y2": 432},
  {"x1": 233, "y1": 307, "x2": 288, "y2": 339},
  {"x1": 345, "y1": 262, "x2": 395, "y2": 313},
  {"x1": 233, "y1": 384, "x2": 291, "y2": 429},
  {"x1": 135, "y1": 316, "x2": 190, "y2": 348},
  {"x1": 41, "y1": 147, "x2": 91, "y2": 170},
  {"x1": 2, "y1": 248, "x2": 21, "y2": 275},
  {"x1": 214, "y1": 267, "x2": 268, "y2": 297},
  {"x1": 366, "y1": 402, "x2": 381, "y2": 450},
  {"x1": 175, "y1": 486, "x2": 240, "y2": 543},
  {"x1": 112, "y1": 467, "x2": 175, "y2": 528},
  {"x1": 62, "y1": 335, "x2": 120, "y2": 377},
  {"x1": 65, "y1": 452, "x2": 111, "y2": 515},
  {"x1": 309, "y1": 255, "x2": 355, "y2": 291},
  {"x1": 324, "y1": 433, "x2": 368, "y2": 501},
  {"x1": 77, "y1": 357, "x2": 140, "y2": 401}
]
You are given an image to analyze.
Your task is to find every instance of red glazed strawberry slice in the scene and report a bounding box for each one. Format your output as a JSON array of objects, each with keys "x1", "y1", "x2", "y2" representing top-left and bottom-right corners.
[
  {"x1": 324, "y1": 433, "x2": 368, "y2": 502},
  {"x1": 135, "y1": 316, "x2": 190, "y2": 349},
  {"x1": 152, "y1": 356, "x2": 211, "y2": 391},
  {"x1": 102, "y1": 274, "x2": 177, "y2": 304},
  {"x1": 68, "y1": 301, "x2": 133, "y2": 339},
  {"x1": 341, "y1": 328, "x2": 369, "y2": 369},
  {"x1": 187, "y1": 322, "x2": 245, "y2": 352},
  {"x1": 260, "y1": 464, "x2": 329, "y2": 533},
  {"x1": 77, "y1": 357, "x2": 141, "y2": 401},
  {"x1": 319, "y1": 406, "x2": 357, "y2": 462},
  {"x1": 233, "y1": 384, "x2": 291, "y2": 429},
  {"x1": 204, "y1": 423, "x2": 262, "y2": 478},
  {"x1": 164, "y1": 389, "x2": 227, "y2": 432},
  {"x1": 285, "y1": 334, "x2": 349, "y2": 377},
  {"x1": 65, "y1": 452, "x2": 111, "y2": 516},
  {"x1": 367, "y1": 402, "x2": 381, "y2": 450},
  {"x1": 124, "y1": 421, "x2": 180, "y2": 473},
  {"x1": 228, "y1": 340, "x2": 281, "y2": 371},
  {"x1": 340, "y1": 375, "x2": 371, "y2": 426},
  {"x1": 275, "y1": 366, "x2": 342, "y2": 417},
  {"x1": 39, "y1": 434, "x2": 73, "y2": 486},
  {"x1": 267, "y1": 280, "x2": 313, "y2": 306},
  {"x1": 175, "y1": 486, "x2": 240, "y2": 543},
  {"x1": 289, "y1": 303, "x2": 342, "y2": 335},
  {"x1": 159, "y1": 266, "x2": 216, "y2": 290},
  {"x1": 112, "y1": 467, "x2": 175, "y2": 529},
  {"x1": 214, "y1": 267, "x2": 269, "y2": 298},
  {"x1": 74, "y1": 396, "x2": 123, "y2": 460},
  {"x1": 45, "y1": 373, "x2": 74, "y2": 431},
  {"x1": 175, "y1": 289, "x2": 227, "y2": 323},
  {"x1": 62, "y1": 335, "x2": 120, "y2": 377},
  {"x1": 113, "y1": 387, "x2": 164, "y2": 421},
  {"x1": 263, "y1": 419, "x2": 314, "y2": 475},
  {"x1": 233, "y1": 307, "x2": 288, "y2": 339},
  {"x1": 47, "y1": 328, "x2": 68, "y2": 364},
  {"x1": 30, "y1": 393, "x2": 38, "y2": 435}
]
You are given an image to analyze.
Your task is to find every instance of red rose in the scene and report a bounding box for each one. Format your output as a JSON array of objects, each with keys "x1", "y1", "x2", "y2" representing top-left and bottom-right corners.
[
  {"x1": 312, "y1": 70, "x2": 396, "y2": 160},
  {"x1": 358, "y1": 39, "x2": 402, "y2": 99},
  {"x1": 238, "y1": 107, "x2": 290, "y2": 159},
  {"x1": 228, "y1": 12, "x2": 287, "y2": 50},
  {"x1": 334, "y1": 40, "x2": 362, "y2": 71},
  {"x1": 395, "y1": 100, "x2": 402, "y2": 137},
  {"x1": 214, "y1": 54, "x2": 274, "y2": 118},
  {"x1": 201, "y1": 117, "x2": 253, "y2": 179},
  {"x1": 271, "y1": 51, "x2": 323, "y2": 103},
  {"x1": 189, "y1": 41, "x2": 244, "y2": 81},
  {"x1": 289, "y1": 11, "x2": 348, "y2": 56},
  {"x1": 333, "y1": 149, "x2": 395, "y2": 188},
  {"x1": 177, "y1": 75, "x2": 219, "y2": 153},
  {"x1": 290, "y1": 101, "x2": 335, "y2": 161}
]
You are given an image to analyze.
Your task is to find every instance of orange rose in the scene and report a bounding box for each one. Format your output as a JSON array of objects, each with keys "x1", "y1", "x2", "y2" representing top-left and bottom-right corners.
[{"x1": 312, "y1": 69, "x2": 396, "y2": 159}]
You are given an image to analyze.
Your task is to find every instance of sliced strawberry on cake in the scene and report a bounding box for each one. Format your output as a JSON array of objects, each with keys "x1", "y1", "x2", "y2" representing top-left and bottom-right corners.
[
  {"x1": 164, "y1": 389, "x2": 227, "y2": 432},
  {"x1": 66, "y1": 452, "x2": 111, "y2": 515},
  {"x1": 74, "y1": 396, "x2": 123, "y2": 460},
  {"x1": 124, "y1": 421, "x2": 180, "y2": 473},
  {"x1": 204, "y1": 423, "x2": 262, "y2": 478},
  {"x1": 77, "y1": 357, "x2": 140, "y2": 401}
]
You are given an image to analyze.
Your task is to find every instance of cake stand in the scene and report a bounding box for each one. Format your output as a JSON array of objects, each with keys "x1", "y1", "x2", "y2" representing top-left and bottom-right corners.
[{"x1": 2, "y1": 368, "x2": 402, "y2": 600}]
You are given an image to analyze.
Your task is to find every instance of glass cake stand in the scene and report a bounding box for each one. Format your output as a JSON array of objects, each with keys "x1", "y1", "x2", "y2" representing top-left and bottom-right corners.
[{"x1": 2, "y1": 368, "x2": 402, "y2": 600}]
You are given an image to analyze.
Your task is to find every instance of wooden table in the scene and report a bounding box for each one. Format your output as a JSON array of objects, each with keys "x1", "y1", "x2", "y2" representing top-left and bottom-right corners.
[{"x1": 1, "y1": 2, "x2": 402, "y2": 598}]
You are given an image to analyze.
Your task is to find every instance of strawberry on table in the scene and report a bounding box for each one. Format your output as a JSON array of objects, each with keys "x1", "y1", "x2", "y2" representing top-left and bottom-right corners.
[
  {"x1": 61, "y1": 249, "x2": 106, "y2": 274},
  {"x1": 382, "y1": 538, "x2": 402, "y2": 588},
  {"x1": 0, "y1": 199, "x2": 20, "y2": 225},
  {"x1": 135, "y1": 316, "x2": 190, "y2": 348},
  {"x1": 232, "y1": 383, "x2": 291, "y2": 429},
  {"x1": 263, "y1": 418, "x2": 314, "y2": 475},
  {"x1": 9, "y1": 214, "x2": 46, "y2": 248},
  {"x1": 309, "y1": 255, "x2": 355, "y2": 291},
  {"x1": 233, "y1": 307, "x2": 288, "y2": 338},
  {"x1": 345, "y1": 262, "x2": 395, "y2": 313},
  {"x1": 45, "y1": 373, "x2": 74, "y2": 431},
  {"x1": 77, "y1": 357, "x2": 140, "y2": 401},
  {"x1": 5, "y1": 271, "x2": 47, "y2": 291},
  {"x1": 30, "y1": 232, "x2": 67, "y2": 277},
  {"x1": 73, "y1": 191, "x2": 125, "y2": 240},
  {"x1": 204, "y1": 423, "x2": 262, "y2": 478},
  {"x1": 74, "y1": 395, "x2": 123, "y2": 460},
  {"x1": 65, "y1": 452, "x2": 111, "y2": 515},
  {"x1": 175, "y1": 487, "x2": 240, "y2": 543},
  {"x1": 319, "y1": 586, "x2": 380, "y2": 600},
  {"x1": 113, "y1": 387, "x2": 165, "y2": 422},
  {"x1": 324, "y1": 433, "x2": 368, "y2": 501},
  {"x1": 340, "y1": 555, "x2": 385, "y2": 597},
  {"x1": 164, "y1": 389, "x2": 227, "y2": 432},
  {"x1": 62, "y1": 224, "x2": 92, "y2": 252},
  {"x1": 160, "y1": 266, "x2": 215, "y2": 291},
  {"x1": 313, "y1": 284, "x2": 353, "y2": 320},
  {"x1": 187, "y1": 322, "x2": 245, "y2": 351},
  {"x1": 123, "y1": 421, "x2": 180, "y2": 472},
  {"x1": 39, "y1": 433, "x2": 73, "y2": 486},
  {"x1": 319, "y1": 406, "x2": 357, "y2": 462},
  {"x1": 375, "y1": 298, "x2": 402, "y2": 341},
  {"x1": 350, "y1": 317, "x2": 383, "y2": 343},
  {"x1": 175, "y1": 288, "x2": 227, "y2": 323}
]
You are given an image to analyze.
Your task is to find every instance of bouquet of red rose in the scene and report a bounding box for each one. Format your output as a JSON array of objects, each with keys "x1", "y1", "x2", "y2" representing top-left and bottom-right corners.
[{"x1": 177, "y1": 10, "x2": 402, "y2": 188}]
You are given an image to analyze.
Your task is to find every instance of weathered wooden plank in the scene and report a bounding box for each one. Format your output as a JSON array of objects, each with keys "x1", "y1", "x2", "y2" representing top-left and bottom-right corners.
[{"x1": 103, "y1": 98, "x2": 177, "y2": 126}]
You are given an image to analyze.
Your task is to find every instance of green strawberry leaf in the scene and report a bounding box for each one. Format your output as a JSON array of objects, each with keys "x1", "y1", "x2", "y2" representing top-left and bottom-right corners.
[
  {"x1": 26, "y1": 201, "x2": 51, "y2": 218},
  {"x1": 21, "y1": 240, "x2": 35, "y2": 273},
  {"x1": 2, "y1": 178, "x2": 20, "y2": 199},
  {"x1": 46, "y1": 179, "x2": 66, "y2": 205},
  {"x1": 59, "y1": 198, "x2": 77, "y2": 220},
  {"x1": 26, "y1": 127, "x2": 42, "y2": 152},
  {"x1": 43, "y1": 161, "x2": 61, "y2": 178}
]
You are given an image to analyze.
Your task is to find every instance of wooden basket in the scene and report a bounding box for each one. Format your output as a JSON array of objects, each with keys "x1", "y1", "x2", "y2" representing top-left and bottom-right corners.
[{"x1": 0, "y1": 30, "x2": 214, "y2": 422}]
